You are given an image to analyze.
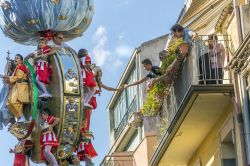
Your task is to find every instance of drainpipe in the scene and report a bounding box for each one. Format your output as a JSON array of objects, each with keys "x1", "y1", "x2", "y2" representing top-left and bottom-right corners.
[
  {"x1": 241, "y1": 77, "x2": 250, "y2": 164},
  {"x1": 237, "y1": 0, "x2": 250, "y2": 164},
  {"x1": 232, "y1": 0, "x2": 248, "y2": 165},
  {"x1": 232, "y1": 77, "x2": 248, "y2": 166}
]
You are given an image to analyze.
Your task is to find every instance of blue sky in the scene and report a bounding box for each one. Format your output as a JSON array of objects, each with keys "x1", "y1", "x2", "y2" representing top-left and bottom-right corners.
[{"x1": 0, "y1": 0, "x2": 185, "y2": 165}]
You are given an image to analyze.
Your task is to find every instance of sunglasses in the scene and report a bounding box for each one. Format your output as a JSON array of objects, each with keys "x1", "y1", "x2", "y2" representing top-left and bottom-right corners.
[
  {"x1": 173, "y1": 29, "x2": 182, "y2": 33},
  {"x1": 56, "y1": 36, "x2": 64, "y2": 40}
]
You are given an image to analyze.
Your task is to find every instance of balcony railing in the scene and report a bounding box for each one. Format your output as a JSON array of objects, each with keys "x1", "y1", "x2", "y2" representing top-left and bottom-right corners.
[
  {"x1": 156, "y1": 35, "x2": 232, "y2": 142},
  {"x1": 101, "y1": 155, "x2": 136, "y2": 166},
  {"x1": 115, "y1": 96, "x2": 137, "y2": 139}
]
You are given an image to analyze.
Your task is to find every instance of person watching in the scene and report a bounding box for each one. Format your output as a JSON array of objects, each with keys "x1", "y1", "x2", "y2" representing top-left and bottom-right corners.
[{"x1": 123, "y1": 58, "x2": 161, "y2": 89}]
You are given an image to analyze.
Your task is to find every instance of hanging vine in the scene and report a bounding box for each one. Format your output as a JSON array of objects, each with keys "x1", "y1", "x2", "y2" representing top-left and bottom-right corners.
[{"x1": 142, "y1": 38, "x2": 184, "y2": 116}]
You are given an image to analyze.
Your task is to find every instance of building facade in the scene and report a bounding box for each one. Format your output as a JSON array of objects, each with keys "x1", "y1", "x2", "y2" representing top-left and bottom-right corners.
[
  {"x1": 102, "y1": 0, "x2": 250, "y2": 166},
  {"x1": 101, "y1": 35, "x2": 169, "y2": 166},
  {"x1": 151, "y1": 0, "x2": 250, "y2": 166}
]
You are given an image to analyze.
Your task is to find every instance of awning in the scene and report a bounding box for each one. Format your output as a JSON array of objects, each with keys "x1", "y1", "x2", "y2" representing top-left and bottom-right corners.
[{"x1": 180, "y1": 0, "x2": 232, "y2": 34}]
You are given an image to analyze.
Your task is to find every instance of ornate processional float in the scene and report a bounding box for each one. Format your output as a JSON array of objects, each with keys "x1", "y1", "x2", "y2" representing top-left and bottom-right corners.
[{"x1": 0, "y1": 0, "x2": 96, "y2": 165}]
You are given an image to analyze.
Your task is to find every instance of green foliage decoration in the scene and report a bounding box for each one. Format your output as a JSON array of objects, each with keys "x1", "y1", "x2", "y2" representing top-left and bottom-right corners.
[
  {"x1": 142, "y1": 38, "x2": 184, "y2": 116},
  {"x1": 142, "y1": 81, "x2": 168, "y2": 116},
  {"x1": 161, "y1": 38, "x2": 184, "y2": 73}
]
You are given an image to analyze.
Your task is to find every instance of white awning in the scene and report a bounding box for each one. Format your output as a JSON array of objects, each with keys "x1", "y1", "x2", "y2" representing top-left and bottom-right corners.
[{"x1": 180, "y1": 0, "x2": 232, "y2": 34}]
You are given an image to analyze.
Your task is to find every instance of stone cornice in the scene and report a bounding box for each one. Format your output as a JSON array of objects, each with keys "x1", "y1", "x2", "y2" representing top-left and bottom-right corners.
[
  {"x1": 215, "y1": 4, "x2": 233, "y2": 32},
  {"x1": 244, "y1": 64, "x2": 250, "y2": 91},
  {"x1": 229, "y1": 32, "x2": 250, "y2": 74},
  {"x1": 241, "y1": 57, "x2": 250, "y2": 77}
]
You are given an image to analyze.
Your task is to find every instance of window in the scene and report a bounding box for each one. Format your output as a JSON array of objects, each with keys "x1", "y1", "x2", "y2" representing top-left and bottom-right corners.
[
  {"x1": 220, "y1": 117, "x2": 237, "y2": 166},
  {"x1": 221, "y1": 131, "x2": 237, "y2": 166},
  {"x1": 113, "y1": 67, "x2": 137, "y2": 131},
  {"x1": 113, "y1": 91, "x2": 127, "y2": 129},
  {"x1": 126, "y1": 68, "x2": 137, "y2": 105}
]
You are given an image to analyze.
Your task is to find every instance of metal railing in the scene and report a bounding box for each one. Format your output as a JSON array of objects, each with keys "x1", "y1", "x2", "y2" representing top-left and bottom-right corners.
[
  {"x1": 156, "y1": 35, "x2": 232, "y2": 142},
  {"x1": 194, "y1": 35, "x2": 232, "y2": 85},
  {"x1": 114, "y1": 97, "x2": 137, "y2": 139}
]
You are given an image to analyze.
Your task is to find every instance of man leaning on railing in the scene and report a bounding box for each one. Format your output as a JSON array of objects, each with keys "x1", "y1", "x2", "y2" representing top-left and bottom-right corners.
[
  {"x1": 121, "y1": 59, "x2": 162, "y2": 89},
  {"x1": 152, "y1": 24, "x2": 196, "y2": 85},
  {"x1": 121, "y1": 24, "x2": 196, "y2": 89}
]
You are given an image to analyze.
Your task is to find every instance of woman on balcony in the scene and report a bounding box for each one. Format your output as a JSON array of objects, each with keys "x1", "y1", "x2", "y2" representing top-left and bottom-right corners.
[{"x1": 207, "y1": 34, "x2": 225, "y2": 84}]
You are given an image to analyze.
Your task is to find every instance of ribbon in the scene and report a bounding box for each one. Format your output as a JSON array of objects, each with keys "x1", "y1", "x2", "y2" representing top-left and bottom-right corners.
[{"x1": 24, "y1": 60, "x2": 38, "y2": 120}]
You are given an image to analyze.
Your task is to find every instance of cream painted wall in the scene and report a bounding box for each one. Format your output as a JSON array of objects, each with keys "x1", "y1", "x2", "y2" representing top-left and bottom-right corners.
[
  {"x1": 240, "y1": 5, "x2": 250, "y2": 38},
  {"x1": 187, "y1": 108, "x2": 234, "y2": 166},
  {"x1": 133, "y1": 135, "x2": 157, "y2": 166},
  {"x1": 239, "y1": 0, "x2": 246, "y2": 5},
  {"x1": 227, "y1": 16, "x2": 240, "y2": 52}
]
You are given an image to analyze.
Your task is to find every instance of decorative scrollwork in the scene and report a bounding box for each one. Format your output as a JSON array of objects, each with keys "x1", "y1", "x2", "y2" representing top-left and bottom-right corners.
[
  {"x1": 58, "y1": 15, "x2": 68, "y2": 20},
  {"x1": 51, "y1": 0, "x2": 59, "y2": 4},
  {"x1": 4, "y1": 23, "x2": 11, "y2": 30},
  {"x1": 27, "y1": 19, "x2": 40, "y2": 25}
]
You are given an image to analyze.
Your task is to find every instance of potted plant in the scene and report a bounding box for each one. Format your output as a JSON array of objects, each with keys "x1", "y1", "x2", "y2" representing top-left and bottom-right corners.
[
  {"x1": 161, "y1": 38, "x2": 184, "y2": 73},
  {"x1": 128, "y1": 111, "x2": 143, "y2": 128},
  {"x1": 143, "y1": 114, "x2": 158, "y2": 135}
]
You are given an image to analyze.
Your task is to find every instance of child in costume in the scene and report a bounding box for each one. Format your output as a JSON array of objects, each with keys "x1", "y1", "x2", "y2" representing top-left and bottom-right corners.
[
  {"x1": 78, "y1": 49, "x2": 96, "y2": 109},
  {"x1": 10, "y1": 137, "x2": 33, "y2": 166},
  {"x1": 40, "y1": 108, "x2": 59, "y2": 166},
  {"x1": 34, "y1": 38, "x2": 53, "y2": 98},
  {"x1": 77, "y1": 118, "x2": 97, "y2": 166}
]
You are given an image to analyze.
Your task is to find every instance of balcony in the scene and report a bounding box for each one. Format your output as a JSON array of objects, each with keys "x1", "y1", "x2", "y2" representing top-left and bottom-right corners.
[
  {"x1": 151, "y1": 35, "x2": 234, "y2": 165},
  {"x1": 101, "y1": 153, "x2": 136, "y2": 166},
  {"x1": 114, "y1": 97, "x2": 137, "y2": 139}
]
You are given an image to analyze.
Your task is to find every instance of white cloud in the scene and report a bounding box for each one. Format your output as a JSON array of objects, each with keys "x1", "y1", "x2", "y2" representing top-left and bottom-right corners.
[
  {"x1": 113, "y1": 59, "x2": 123, "y2": 68},
  {"x1": 93, "y1": 46, "x2": 111, "y2": 66},
  {"x1": 118, "y1": 33, "x2": 125, "y2": 40},
  {"x1": 91, "y1": 26, "x2": 132, "y2": 70},
  {"x1": 115, "y1": 45, "x2": 132, "y2": 58},
  {"x1": 93, "y1": 26, "x2": 107, "y2": 42},
  {"x1": 92, "y1": 26, "x2": 111, "y2": 66}
]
